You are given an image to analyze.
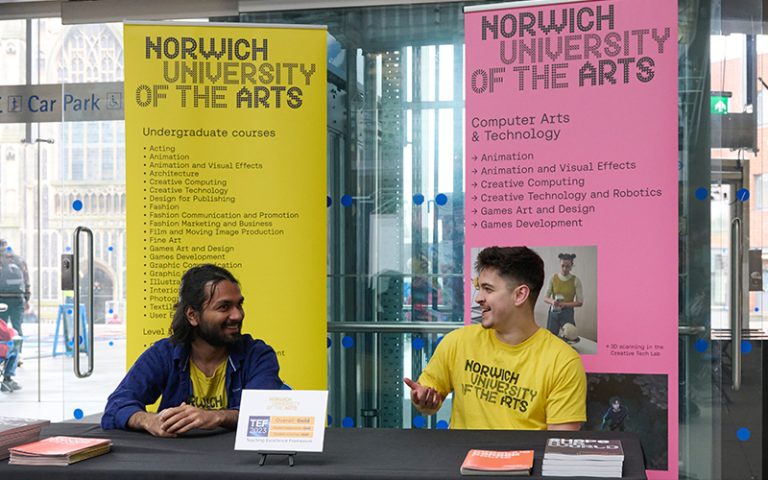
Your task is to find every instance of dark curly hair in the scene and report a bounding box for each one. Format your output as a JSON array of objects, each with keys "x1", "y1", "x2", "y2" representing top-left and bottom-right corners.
[
  {"x1": 475, "y1": 246, "x2": 544, "y2": 308},
  {"x1": 558, "y1": 253, "x2": 576, "y2": 261},
  {"x1": 169, "y1": 264, "x2": 239, "y2": 345}
]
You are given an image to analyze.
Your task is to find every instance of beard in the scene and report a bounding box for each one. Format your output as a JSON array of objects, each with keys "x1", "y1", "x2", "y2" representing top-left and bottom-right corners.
[{"x1": 194, "y1": 320, "x2": 242, "y2": 347}]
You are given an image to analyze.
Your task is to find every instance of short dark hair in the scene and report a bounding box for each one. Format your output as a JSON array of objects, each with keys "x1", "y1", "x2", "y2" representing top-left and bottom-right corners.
[
  {"x1": 558, "y1": 253, "x2": 576, "y2": 262},
  {"x1": 475, "y1": 246, "x2": 544, "y2": 307},
  {"x1": 169, "y1": 264, "x2": 239, "y2": 345}
]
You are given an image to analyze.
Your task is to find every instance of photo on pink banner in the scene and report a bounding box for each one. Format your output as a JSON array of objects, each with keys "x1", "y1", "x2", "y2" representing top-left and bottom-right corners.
[
  {"x1": 470, "y1": 245, "x2": 597, "y2": 355},
  {"x1": 585, "y1": 372, "x2": 669, "y2": 471}
]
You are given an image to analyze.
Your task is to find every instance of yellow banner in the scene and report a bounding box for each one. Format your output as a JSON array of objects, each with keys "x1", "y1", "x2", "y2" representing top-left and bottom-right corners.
[{"x1": 124, "y1": 22, "x2": 327, "y2": 390}]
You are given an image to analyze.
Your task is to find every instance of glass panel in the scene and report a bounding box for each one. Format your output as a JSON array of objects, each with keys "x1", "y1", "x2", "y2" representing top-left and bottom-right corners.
[
  {"x1": 241, "y1": 3, "x2": 469, "y2": 429},
  {"x1": 55, "y1": 21, "x2": 126, "y2": 422},
  {"x1": 0, "y1": 18, "x2": 40, "y2": 414}
]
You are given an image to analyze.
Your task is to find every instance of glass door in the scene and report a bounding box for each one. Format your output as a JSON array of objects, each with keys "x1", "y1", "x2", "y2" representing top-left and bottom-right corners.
[
  {"x1": 0, "y1": 18, "x2": 127, "y2": 422},
  {"x1": 56, "y1": 22, "x2": 127, "y2": 423},
  {"x1": 681, "y1": 24, "x2": 767, "y2": 479},
  {"x1": 679, "y1": 4, "x2": 765, "y2": 477}
]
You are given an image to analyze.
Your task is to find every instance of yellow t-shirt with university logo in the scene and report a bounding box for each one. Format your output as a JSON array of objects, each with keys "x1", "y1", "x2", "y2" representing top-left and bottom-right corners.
[
  {"x1": 418, "y1": 325, "x2": 586, "y2": 429},
  {"x1": 188, "y1": 360, "x2": 227, "y2": 410}
]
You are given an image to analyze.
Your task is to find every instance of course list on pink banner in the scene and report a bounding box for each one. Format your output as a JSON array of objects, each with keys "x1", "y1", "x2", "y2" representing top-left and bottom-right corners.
[{"x1": 464, "y1": 0, "x2": 677, "y2": 478}]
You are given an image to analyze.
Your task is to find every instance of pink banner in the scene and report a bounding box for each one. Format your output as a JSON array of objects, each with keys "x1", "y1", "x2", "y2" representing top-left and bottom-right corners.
[{"x1": 464, "y1": 0, "x2": 677, "y2": 477}]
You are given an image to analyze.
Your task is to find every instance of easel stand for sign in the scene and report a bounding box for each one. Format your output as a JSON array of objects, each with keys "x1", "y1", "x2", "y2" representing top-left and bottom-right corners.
[{"x1": 257, "y1": 451, "x2": 297, "y2": 467}]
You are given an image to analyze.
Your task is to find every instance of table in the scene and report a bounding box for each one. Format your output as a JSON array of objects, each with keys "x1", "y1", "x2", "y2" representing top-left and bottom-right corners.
[{"x1": 1, "y1": 423, "x2": 647, "y2": 479}]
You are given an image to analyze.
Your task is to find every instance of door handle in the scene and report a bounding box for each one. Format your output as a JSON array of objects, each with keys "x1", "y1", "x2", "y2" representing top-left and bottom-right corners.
[
  {"x1": 73, "y1": 226, "x2": 94, "y2": 378},
  {"x1": 730, "y1": 218, "x2": 742, "y2": 391}
]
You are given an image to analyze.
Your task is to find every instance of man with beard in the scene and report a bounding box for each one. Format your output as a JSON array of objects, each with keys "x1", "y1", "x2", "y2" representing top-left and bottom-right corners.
[
  {"x1": 404, "y1": 246, "x2": 586, "y2": 430},
  {"x1": 102, "y1": 264, "x2": 283, "y2": 436}
]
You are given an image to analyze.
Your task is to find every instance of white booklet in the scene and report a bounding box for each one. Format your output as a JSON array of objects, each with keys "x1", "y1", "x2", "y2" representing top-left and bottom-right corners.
[{"x1": 234, "y1": 390, "x2": 328, "y2": 453}]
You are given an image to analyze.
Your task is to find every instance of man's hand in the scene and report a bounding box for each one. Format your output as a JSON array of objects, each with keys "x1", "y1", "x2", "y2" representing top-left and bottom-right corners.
[
  {"x1": 128, "y1": 404, "x2": 238, "y2": 437},
  {"x1": 403, "y1": 378, "x2": 443, "y2": 415},
  {"x1": 159, "y1": 402, "x2": 228, "y2": 435},
  {"x1": 127, "y1": 411, "x2": 177, "y2": 438}
]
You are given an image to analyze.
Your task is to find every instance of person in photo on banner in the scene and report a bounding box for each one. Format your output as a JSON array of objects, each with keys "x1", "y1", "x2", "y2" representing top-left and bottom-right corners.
[
  {"x1": 543, "y1": 253, "x2": 584, "y2": 336},
  {"x1": 404, "y1": 246, "x2": 586, "y2": 430},
  {"x1": 101, "y1": 264, "x2": 283, "y2": 436},
  {"x1": 601, "y1": 396, "x2": 630, "y2": 431}
]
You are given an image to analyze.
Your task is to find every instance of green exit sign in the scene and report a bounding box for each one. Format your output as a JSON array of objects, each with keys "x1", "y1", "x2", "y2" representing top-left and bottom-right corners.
[{"x1": 709, "y1": 94, "x2": 730, "y2": 115}]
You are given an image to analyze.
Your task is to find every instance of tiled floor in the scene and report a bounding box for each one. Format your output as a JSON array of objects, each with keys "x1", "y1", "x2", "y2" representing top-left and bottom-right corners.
[{"x1": 1, "y1": 322, "x2": 126, "y2": 422}]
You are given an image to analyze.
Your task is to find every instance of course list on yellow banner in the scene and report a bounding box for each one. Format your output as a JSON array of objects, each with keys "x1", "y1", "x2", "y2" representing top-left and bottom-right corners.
[{"x1": 124, "y1": 22, "x2": 327, "y2": 390}]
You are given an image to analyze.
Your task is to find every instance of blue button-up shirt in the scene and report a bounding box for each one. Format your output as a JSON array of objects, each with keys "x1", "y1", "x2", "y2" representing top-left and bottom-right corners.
[{"x1": 101, "y1": 334, "x2": 283, "y2": 430}]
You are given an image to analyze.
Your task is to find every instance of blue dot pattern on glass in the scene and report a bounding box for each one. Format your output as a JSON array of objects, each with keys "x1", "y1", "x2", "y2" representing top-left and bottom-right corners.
[
  {"x1": 694, "y1": 339, "x2": 708, "y2": 353},
  {"x1": 435, "y1": 336, "x2": 444, "y2": 347},
  {"x1": 435, "y1": 193, "x2": 448, "y2": 205},
  {"x1": 67, "y1": 309, "x2": 73, "y2": 315},
  {"x1": 737, "y1": 427, "x2": 751, "y2": 441},
  {"x1": 74, "y1": 409, "x2": 84, "y2": 420},
  {"x1": 341, "y1": 194, "x2": 353, "y2": 207},
  {"x1": 436, "y1": 420, "x2": 449, "y2": 429},
  {"x1": 755, "y1": 307, "x2": 760, "y2": 312},
  {"x1": 108, "y1": 309, "x2": 114, "y2": 314},
  {"x1": 327, "y1": 415, "x2": 333, "y2": 426},
  {"x1": 109, "y1": 341, "x2": 114, "y2": 346},
  {"x1": 68, "y1": 340, "x2": 74, "y2": 347},
  {"x1": 741, "y1": 340, "x2": 752, "y2": 354},
  {"x1": 737, "y1": 188, "x2": 750, "y2": 202},
  {"x1": 4, "y1": 246, "x2": 10, "y2": 253},
  {"x1": 412, "y1": 337, "x2": 424, "y2": 350},
  {"x1": 413, "y1": 416, "x2": 426, "y2": 428},
  {"x1": 413, "y1": 193, "x2": 424, "y2": 205},
  {"x1": 327, "y1": 337, "x2": 332, "y2": 348},
  {"x1": 342, "y1": 417, "x2": 354, "y2": 428},
  {"x1": 72, "y1": 199, "x2": 83, "y2": 211},
  {"x1": 327, "y1": 196, "x2": 332, "y2": 207},
  {"x1": 694, "y1": 187, "x2": 708, "y2": 200},
  {"x1": 342, "y1": 336, "x2": 354, "y2": 348}
]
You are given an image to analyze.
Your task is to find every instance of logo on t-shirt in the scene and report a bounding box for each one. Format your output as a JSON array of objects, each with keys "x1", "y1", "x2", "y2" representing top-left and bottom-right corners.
[
  {"x1": 461, "y1": 359, "x2": 538, "y2": 413},
  {"x1": 187, "y1": 394, "x2": 225, "y2": 410}
]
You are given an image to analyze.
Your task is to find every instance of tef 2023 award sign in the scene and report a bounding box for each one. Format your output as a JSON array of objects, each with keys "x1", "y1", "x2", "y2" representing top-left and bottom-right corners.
[
  {"x1": 465, "y1": 1, "x2": 676, "y2": 478},
  {"x1": 125, "y1": 22, "x2": 327, "y2": 390}
]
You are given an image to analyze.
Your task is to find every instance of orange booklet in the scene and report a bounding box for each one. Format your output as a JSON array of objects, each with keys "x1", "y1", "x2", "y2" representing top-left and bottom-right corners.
[
  {"x1": 460, "y1": 449, "x2": 534, "y2": 476},
  {"x1": 9, "y1": 436, "x2": 112, "y2": 466}
]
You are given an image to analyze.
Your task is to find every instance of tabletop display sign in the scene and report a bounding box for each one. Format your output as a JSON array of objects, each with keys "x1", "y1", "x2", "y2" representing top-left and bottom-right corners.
[
  {"x1": 235, "y1": 390, "x2": 329, "y2": 453},
  {"x1": 124, "y1": 22, "x2": 328, "y2": 391},
  {"x1": 464, "y1": 0, "x2": 677, "y2": 478}
]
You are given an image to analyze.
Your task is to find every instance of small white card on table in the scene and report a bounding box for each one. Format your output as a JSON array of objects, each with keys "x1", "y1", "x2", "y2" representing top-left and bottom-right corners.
[{"x1": 234, "y1": 390, "x2": 329, "y2": 453}]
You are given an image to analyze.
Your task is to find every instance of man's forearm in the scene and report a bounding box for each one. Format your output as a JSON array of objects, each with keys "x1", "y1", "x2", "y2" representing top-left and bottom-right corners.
[
  {"x1": 127, "y1": 411, "x2": 152, "y2": 431},
  {"x1": 214, "y1": 409, "x2": 240, "y2": 429}
]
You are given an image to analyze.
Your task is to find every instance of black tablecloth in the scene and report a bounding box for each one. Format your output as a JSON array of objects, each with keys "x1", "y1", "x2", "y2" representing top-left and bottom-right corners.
[{"x1": 0, "y1": 423, "x2": 647, "y2": 479}]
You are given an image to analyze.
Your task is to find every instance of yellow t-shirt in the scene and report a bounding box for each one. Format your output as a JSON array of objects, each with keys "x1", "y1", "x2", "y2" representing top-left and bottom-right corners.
[
  {"x1": 418, "y1": 325, "x2": 586, "y2": 429},
  {"x1": 188, "y1": 360, "x2": 228, "y2": 410},
  {"x1": 552, "y1": 275, "x2": 576, "y2": 302}
]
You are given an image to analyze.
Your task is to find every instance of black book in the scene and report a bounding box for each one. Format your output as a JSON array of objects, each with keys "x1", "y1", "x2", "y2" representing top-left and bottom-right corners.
[{"x1": 543, "y1": 438, "x2": 624, "y2": 461}]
